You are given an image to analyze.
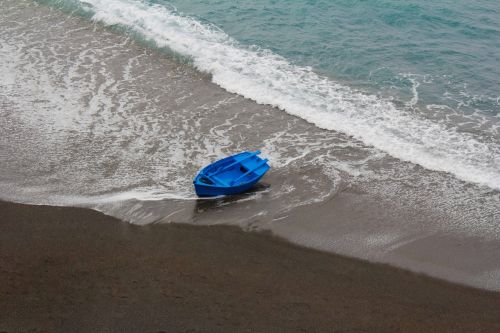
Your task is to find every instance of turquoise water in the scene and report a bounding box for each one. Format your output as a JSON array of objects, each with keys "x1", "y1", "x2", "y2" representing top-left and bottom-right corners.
[{"x1": 164, "y1": 0, "x2": 500, "y2": 116}]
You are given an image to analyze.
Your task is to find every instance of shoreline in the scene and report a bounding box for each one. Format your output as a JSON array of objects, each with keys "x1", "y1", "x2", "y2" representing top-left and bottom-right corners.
[
  {"x1": 1, "y1": 200, "x2": 500, "y2": 332},
  {"x1": 2, "y1": 0, "x2": 499, "y2": 293}
]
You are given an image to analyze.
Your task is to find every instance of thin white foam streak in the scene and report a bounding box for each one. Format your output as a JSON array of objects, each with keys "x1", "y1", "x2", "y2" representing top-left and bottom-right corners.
[
  {"x1": 74, "y1": 0, "x2": 499, "y2": 190},
  {"x1": 0, "y1": 184, "x2": 200, "y2": 206}
]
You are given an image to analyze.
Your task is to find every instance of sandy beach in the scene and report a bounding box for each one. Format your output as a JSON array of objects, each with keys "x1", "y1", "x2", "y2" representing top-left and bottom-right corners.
[
  {"x1": 1, "y1": 1, "x2": 500, "y2": 331},
  {"x1": 1, "y1": 201, "x2": 500, "y2": 332}
]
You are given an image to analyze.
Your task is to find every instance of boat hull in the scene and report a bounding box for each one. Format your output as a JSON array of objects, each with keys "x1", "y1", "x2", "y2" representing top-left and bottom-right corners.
[
  {"x1": 193, "y1": 151, "x2": 269, "y2": 197},
  {"x1": 194, "y1": 174, "x2": 265, "y2": 197}
]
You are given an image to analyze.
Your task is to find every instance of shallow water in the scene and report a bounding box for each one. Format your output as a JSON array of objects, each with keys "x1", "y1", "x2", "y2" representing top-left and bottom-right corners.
[
  {"x1": 1, "y1": 0, "x2": 499, "y2": 290},
  {"x1": 36, "y1": 0, "x2": 500, "y2": 190}
]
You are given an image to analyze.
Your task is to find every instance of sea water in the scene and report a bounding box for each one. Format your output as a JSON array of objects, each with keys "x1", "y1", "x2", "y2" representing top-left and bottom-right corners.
[{"x1": 38, "y1": 0, "x2": 500, "y2": 189}]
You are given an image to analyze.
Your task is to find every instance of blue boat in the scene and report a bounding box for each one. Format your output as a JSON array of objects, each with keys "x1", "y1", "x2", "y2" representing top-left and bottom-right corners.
[{"x1": 193, "y1": 150, "x2": 270, "y2": 197}]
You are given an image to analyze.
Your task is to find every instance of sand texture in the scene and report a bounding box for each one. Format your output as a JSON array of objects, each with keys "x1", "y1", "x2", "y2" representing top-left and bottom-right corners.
[{"x1": 1, "y1": 201, "x2": 500, "y2": 332}]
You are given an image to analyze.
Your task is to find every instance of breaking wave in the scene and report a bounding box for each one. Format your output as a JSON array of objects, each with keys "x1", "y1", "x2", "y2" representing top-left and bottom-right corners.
[{"x1": 44, "y1": 0, "x2": 500, "y2": 190}]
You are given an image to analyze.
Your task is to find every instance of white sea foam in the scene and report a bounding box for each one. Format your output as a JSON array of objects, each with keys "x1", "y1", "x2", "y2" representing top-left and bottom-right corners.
[{"x1": 76, "y1": 0, "x2": 500, "y2": 190}]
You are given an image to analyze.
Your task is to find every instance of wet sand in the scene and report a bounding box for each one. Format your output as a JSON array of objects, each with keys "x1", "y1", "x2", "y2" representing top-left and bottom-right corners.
[{"x1": 1, "y1": 201, "x2": 500, "y2": 332}]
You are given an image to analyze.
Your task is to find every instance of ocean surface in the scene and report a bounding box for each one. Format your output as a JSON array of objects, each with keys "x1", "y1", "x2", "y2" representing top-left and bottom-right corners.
[
  {"x1": 38, "y1": 0, "x2": 500, "y2": 189},
  {"x1": 1, "y1": 0, "x2": 499, "y2": 290}
]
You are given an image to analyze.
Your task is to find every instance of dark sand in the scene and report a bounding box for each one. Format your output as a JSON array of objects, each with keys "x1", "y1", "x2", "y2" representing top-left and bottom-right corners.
[{"x1": 1, "y1": 201, "x2": 500, "y2": 333}]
